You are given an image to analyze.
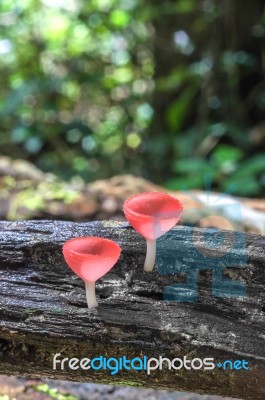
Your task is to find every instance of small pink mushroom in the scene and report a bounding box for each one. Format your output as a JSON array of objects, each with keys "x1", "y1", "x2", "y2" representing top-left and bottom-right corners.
[
  {"x1": 63, "y1": 237, "x2": 121, "y2": 308},
  {"x1": 123, "y1": 192, "x2": 183, "y2": 272}
]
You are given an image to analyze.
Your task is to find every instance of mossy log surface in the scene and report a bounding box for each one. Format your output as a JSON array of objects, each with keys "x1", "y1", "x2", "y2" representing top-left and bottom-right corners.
[{"x1": 0, "y1": 220, "x2": 264, "y2": 399}]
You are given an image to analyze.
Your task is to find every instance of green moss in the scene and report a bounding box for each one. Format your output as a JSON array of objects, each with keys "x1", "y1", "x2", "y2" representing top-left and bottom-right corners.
[
  {"x1": 37, "y1": 181, "x2": 80, "y2": 204},
  {"x1": 2, "y1": 176, "x2": 17, "y2": 188},
  {"x1": 7, "y1": 180, "x2": 80, "y2": 219},
  {"x1": 114, "y1": 379, "x2": 142, "y2": 388},
  {"x1": 35, "y1": 383, "x2": 78, "y2": 400},
  {"x1": 8, "y1": 188, "x2": 45, "y2": 219}
]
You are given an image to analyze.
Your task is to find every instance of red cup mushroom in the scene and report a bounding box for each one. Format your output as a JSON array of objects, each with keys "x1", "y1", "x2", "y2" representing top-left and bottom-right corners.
[
  {"x1": 62, "y1": 237, "x2": 121, "y2": 308},
  {"x1": 123, "y1": 192, "x2": 183, "y2": 272}
]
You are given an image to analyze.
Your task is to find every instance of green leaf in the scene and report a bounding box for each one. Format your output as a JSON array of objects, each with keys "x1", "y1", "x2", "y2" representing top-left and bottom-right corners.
[
  {"x1": 175, "y1": 0, "x2": 196, "y2": 13},
  {"x1": 166, "y1": 86, "x2": 197, "y2": 131},
  {"x1": 157, "y1": 68, "x2": 189, "y2": 91},
  {"x1": 222, "y1": 176, "x2": 261, "y2": 196},
  {"x1": 211, "y1": 144, "x2": 243, "y2": 164},
  {"x1": 234, "y1": 154, "x2": 265, "y2": 178},
  {"x1": 110, "y1": 10, "x2": 130, "y2": 27},
  {"x1": 173, "y1": 158, "x2": 216, "y2": 174},
  {"x1": 163, "y1": 175, "x2": 205, "y2": 190}
]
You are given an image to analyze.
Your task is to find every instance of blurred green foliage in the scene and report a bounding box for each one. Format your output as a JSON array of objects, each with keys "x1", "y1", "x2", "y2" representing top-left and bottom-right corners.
[
  {"x1": 0, "y1": 0, "x2": 151, "y2": 179},
  {"x1": 0, "y1": 0, "x2": 264, "y2": 196},
  {"x1": 35, "y1": 383, "x2": 78, "y2": 400}
]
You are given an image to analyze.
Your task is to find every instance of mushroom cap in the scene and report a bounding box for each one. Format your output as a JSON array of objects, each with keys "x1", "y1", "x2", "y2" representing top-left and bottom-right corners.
[
  {"x1": 123, "y1": 192, "x2": 183, "y2": 240},
  {"x1": 62, "y1": 237, "x2": 121, "y2": 282}
]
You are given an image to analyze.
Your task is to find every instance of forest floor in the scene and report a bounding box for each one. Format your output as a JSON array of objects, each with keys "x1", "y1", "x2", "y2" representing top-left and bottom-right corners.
[{"x1": 0, "y1": 376, "x2": 240, "y2": 400}]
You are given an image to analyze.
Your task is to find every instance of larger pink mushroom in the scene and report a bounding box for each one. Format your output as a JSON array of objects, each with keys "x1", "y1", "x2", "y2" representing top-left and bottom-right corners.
[
  {"x1": 123, "y1": 192, "x2": 183, "y2": 272},
  {"x1": 63, "y1": 237, "x2": 121, "y2": 308}
]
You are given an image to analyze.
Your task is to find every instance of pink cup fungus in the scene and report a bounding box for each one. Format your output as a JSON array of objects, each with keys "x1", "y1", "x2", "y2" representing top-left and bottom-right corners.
[
  {"x1": 62, "y1": 237, "x2": 121, "y2": 308},
  {"x1": 123, "y1": 192, "x2": 183, "y2": 272}
]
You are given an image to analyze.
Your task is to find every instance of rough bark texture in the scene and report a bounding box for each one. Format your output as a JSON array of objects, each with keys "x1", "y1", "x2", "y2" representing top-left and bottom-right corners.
[{"x1": 0, "y1": 220, "x2": 264, "y2": 399}]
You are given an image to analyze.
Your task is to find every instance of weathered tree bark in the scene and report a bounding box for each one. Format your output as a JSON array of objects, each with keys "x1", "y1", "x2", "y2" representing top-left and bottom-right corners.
[{"x1": 0, "y1": 220, "x2": 264, "y2": 399}]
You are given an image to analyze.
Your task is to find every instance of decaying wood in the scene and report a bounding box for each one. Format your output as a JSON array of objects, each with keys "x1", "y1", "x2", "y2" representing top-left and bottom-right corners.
[{"x1": 0, "y1": 220, "x2": 265, "y2": 399}]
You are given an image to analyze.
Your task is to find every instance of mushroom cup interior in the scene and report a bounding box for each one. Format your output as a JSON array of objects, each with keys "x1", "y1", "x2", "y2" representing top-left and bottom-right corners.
[
  {"x1": 65, "y1": 237, "x2": 120, "y2": 259},
  {"x1": 125, "y1": 192, "x2": 183, "y2": 219}
]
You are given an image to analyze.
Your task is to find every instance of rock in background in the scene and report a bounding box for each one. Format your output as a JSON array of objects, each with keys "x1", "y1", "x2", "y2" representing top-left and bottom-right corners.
[{"x1": 0, "y1": 156, "x2": 264, "y2": 234}]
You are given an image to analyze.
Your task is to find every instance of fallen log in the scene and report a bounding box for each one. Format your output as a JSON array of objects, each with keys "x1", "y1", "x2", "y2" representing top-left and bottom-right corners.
[{"x1": 0, "y1": 220, "x2": 264, "y2": 399}]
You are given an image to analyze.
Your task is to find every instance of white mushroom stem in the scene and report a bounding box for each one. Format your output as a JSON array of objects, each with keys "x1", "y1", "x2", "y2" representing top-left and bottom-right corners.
[
  {"x1": 144, "y1": 239, "x2": 156, "y2": 272},
  {"x1": 85, "y1": 281, "x2": 98, "y2": 308}
]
